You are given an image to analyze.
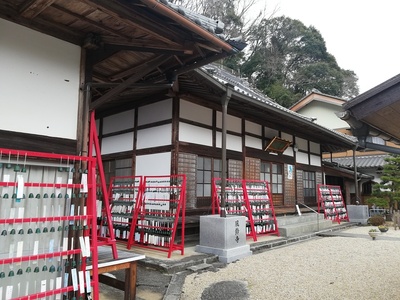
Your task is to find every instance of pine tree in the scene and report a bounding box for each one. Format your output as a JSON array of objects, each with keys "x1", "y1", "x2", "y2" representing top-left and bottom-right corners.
[{"x1": 368, "y1": 154, "x2": 400, "y2": 210}]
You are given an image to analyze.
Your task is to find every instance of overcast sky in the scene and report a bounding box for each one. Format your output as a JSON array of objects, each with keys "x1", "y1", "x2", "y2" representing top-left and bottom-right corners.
[{"x1": 255, "y1": 0, "x2": 400, "y2": 94}]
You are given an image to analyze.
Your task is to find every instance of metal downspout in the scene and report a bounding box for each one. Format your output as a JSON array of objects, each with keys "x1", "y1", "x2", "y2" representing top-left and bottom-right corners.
[
  {"x1": 353, "y1": 145, "x2": 359, "y2": 204},
  {"x1": 220, "y1": 84, "x2": 233, "y2": 217}
]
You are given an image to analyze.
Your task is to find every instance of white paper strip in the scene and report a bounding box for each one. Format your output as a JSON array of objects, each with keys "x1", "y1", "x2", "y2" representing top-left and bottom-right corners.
[
  {"x1": 79, "y1": 236, "x2": 87, "y2": 257},
  {"x1": 56, "y1": 277, "x2": 62, "y2": 300},
  {"x1": 62, "y1": 237, "x2": 68, "y2": 258},
  {"x1": 18, "y1": 207, "x2": 24, "y2": 219},
  {"x1": 5, "y1": 286, "x2": 12, "y2": 300},
  {"x1": 81, "y1": 173, "x2": 88, "y2": 193},
  {"x1": 78, "y1": 270, "x2": 85, "y2": 294},
  {"x1": 49, "y1": 239, "x2": 54, "y2": 254},
  {"x1": 64, "y1": 273, "x2": 69, "y2": 288},
  {"x1": 85, "y1": 270, "x2": 92, "y2": 293},
  {"x1": 71, "y1": 268, "x2": 78, "y2": 291},
  {"x1": 33, "y1": 240, "x2": 39, "y2": 256},
  {"x1": 40, "y1": 280, "x2": 46, "y2": 293},
  {"x1": 69, "y1": 204, "x2": 75, "y2": 225},
  {"x1": 9, "y1": 207, "x2": 15, "y2": 219},
  {"x1": 67, "y1": 178, "x2": 73, "y2": 198},
  {"x1": 3, "y1": 174, "x2": 10, "y2": 194},
  {"x1": 16, "y1": 175, "x2": 24, "y2": 199},
  {"x1": 16, "y1": 241, "x2": 23, "y2": 257},
  {"x1": 84, "y1": 236, "x2": 91, "y2": 258}
]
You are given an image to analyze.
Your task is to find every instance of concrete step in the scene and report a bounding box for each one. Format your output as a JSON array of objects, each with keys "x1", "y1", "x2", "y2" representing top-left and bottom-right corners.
[
  {"x1": 278, "y1": 218, "x2": 333, "y2": 237},
  {"x1": 277, "y1": 213, "x2": 325, "y2": 226}
]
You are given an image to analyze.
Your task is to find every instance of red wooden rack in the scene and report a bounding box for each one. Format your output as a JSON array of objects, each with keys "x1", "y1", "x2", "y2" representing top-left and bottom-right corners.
[
  {"x1": 128, "y1": 175, "x2": 186, "y2": 258},
  {"x1": 107, "y1": 176, "x2": 143, "y2": 242},
  {"x1": 317, "y1": 184, "x2": 349, "y2": 224},
  {"x1": 212, "y1": 178, "x2": 280, "y2": 241},
  {"x1": 0, "y1": 148, "x2": 99, "y2": 300}
]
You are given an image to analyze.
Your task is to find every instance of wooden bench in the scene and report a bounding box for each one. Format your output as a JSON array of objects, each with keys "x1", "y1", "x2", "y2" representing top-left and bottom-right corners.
[{"x1": 88, "y1": 247, "x2": 145, "y2": 300}]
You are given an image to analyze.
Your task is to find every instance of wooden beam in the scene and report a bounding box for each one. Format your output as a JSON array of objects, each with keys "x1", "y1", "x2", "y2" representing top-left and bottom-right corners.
[
  {"x1": 109, "y1": 54, "x2": 173, "y2": 81},
  {"x1": 90, "y1": 55, "x2": 171, "y2": 110},
  {"x1": 19, "y1": 0, "x2": 55, "y2": 19},
  {"x1": 102, "y1": 40, "x2": 192, "y2": 55},
  {"x1": 175, "y1": 52, "x2": 229, "y2": 76},
  {"x1": 52, "y1": 4, "x2": 131, "y2": 39},
  {"x1": 82, "y1": 0, "x2": 184, "y2": 45}
]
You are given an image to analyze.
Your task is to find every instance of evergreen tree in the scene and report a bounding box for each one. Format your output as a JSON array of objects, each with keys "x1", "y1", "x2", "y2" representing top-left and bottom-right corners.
[
  {"x1": 243, "y1": 16, "x2": 359, "y2": 107},
  {"x1": 368, "y1": 154, "x2": 400, "y2": 210},
  {"x1": 176, "y1": 1, "x2": 360, "y2": 107}
]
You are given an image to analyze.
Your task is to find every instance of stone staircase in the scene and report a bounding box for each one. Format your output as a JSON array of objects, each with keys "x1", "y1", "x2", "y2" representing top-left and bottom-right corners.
[{"x1": 277, "y1": 212, "x2": 332, "y2": 237}]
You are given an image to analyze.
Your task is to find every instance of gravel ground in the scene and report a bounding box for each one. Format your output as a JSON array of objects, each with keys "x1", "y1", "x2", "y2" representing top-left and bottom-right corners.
[{"x1": 181, "y1": 226, "x2": 400, "y2": 300}]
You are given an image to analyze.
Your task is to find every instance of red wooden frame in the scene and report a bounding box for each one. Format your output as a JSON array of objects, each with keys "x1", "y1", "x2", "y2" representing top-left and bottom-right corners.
[
  {"x1": 212, "y1": 178, "x2": 258, "y2": 241},
  {"x1": 317, "y1": 184, "x2": 349, "y2": 224},
  {"x1": 128, "y1": 175, "x2": 186, "y2": 258},
  {"x1": 244, "y1": 179, "x2": 280, "y2": 237},
  {"x1": 89, "y1": 111, "x2": 118, "y2": 259},
  {"x1": 0, "y1": 148, "x2": 99, "y2": 300},
  {"x1": 108, "y1": 176, "x2": 143, "y2": 242},
  {"x1": 212, "y1": 178, "x2": 280, "y2": 241}
]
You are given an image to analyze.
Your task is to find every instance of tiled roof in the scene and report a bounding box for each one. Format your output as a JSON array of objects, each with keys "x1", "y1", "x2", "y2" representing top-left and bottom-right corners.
[
  {"x1": 324, "y1": 154, "x2": 389, "y2": 168},
  {"x1": 202, "y1": 64, "x2": 358, "y2": 144},
  {"x1": 289, "y1": 89, "x2": 347, "y2": 110},
  {"x1": 160, "y1": 0, "x2": 246, "y2": 51}
]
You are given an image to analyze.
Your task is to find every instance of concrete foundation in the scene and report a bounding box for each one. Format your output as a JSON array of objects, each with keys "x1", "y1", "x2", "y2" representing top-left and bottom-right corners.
[
  {"x1": 195, "y1": 215, "x2": 252, "y2": 263},
  {"x1": 347, "y1": 205, "x2": 369, "y2": 224}
]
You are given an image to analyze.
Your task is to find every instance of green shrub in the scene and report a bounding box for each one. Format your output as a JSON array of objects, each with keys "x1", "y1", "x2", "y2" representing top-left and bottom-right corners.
[{"x1": 368, "y1": 215, "x2": 385, "y2": 226}]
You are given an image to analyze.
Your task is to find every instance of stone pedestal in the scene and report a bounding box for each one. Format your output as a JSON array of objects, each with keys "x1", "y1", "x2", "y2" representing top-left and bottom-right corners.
[
  {"x1": 347, "y1": 205, "x2": 369, "y2": 224},
  {"x1": 195, "y1": 215, "x2": 252, "y2": 263}
]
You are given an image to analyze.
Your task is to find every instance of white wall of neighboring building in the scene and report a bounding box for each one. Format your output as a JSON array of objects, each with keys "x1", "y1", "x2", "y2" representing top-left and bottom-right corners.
[
  {"x1": 296, "y1": 101, "x2": 348, "y2": 129},
  {"x1": 0, "y1": 18, "x2": 81, "y2": 139}
]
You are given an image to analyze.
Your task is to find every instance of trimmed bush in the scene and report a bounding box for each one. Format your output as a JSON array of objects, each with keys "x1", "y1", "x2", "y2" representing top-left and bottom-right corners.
[{"x1": 368, "y1": 215, "x2": 385, "y2": 226}]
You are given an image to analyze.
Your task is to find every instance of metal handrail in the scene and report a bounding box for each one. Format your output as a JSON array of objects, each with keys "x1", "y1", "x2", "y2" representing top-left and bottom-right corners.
[{"x1": 296, "y1": 203, "x2": 320, "y2": 232}]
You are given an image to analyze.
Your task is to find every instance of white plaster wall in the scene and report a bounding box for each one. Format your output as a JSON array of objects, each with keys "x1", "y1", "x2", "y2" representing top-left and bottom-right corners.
[
  {"x1": 103, "y1": 109, "x2": 134, "y2": 134},
  {"x1": 245, "y1": 135, "x2": 262, "y2": 149},
  {"x1": 245, "y1": 120, "x2": 261, "y2": 135},
  {"x1": 283, "y1": 147, "x2": 294, "y2": 157},
  {"x1": 281, "y1": 132, "x2": 293, "y2": 143},
  {"x1": 216, "y1": 112, "x2": 241, "y2": 133},
  {"x1": 137, "y1": 99, "x2": 172, "y2": 126},
  {"x1": 216, "y1": 132, "x2": 242, "y2": 152},
  {"x1": 296, "y1": 137, "x2": 308, "y2": 151},
  {"x1": 179, "y1": 123, "x2": 212, "y2": 146},
  {"x1": 296, "y1": 151, "x2": 309, "y2": 164},
  {"x1": 0, "y1": 18, "x2": 81, "y2": 139},
  {"x1": 136, "y1": 152, "x2": 171, "y2": 176},
  {"x1": 265, "y1": 127, "x2": 279, "y2": 138},
  {"x1": 101, "y1": 133, "x2": 133, "y2": 155},
  {"x1": 137, "y1": 124, "x2": 171, "y2": 149},
  {"x1": 310, "y1": 141, "x2": 320, "y2": 154},
  {"x1": 310, "y1": 154, "x2": 321, "y2": 167},
  {"x1": 180, "y1": 100, "x2": 212, "y2": 125},
  {"x1": 297, "y1": 102, "x2": 348, "y2": 129}
]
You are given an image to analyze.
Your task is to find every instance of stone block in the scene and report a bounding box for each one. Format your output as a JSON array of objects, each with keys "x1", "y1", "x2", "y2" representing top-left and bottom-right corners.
[{"x1": 195, "y1": 215, "x2": 252, "y2": 263}]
